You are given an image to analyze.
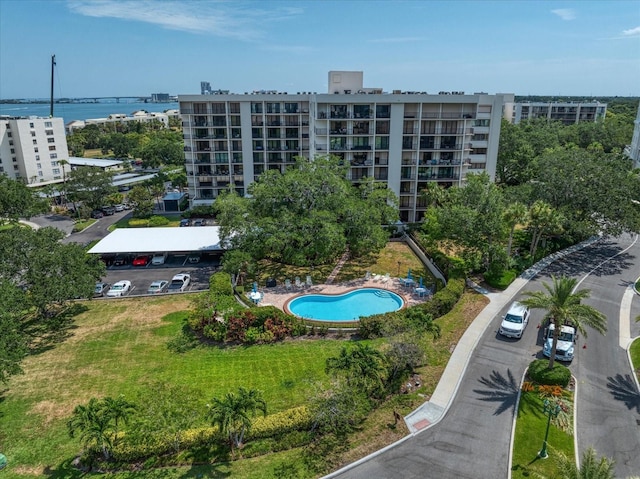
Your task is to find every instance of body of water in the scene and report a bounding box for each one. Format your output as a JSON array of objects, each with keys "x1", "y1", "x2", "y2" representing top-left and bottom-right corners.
[{"x1": 0, "y1": 101, "x2": 179, "y2": 126}]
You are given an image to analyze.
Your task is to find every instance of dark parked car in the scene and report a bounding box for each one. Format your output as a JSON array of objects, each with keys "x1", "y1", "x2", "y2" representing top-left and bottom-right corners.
[
  {"x1": 91, "y1": 210, "x2": 104, "y2": 219},
  {"x1": 180, "y1": 219, "x2": 190, "y2": 227},
  {"x1": 113, "y1": 254, "x2": 129, "y2": 266}
]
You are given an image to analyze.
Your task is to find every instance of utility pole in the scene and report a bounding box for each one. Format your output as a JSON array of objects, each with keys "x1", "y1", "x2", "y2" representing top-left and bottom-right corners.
[{"x1": 50, "y1": 54, "x2": 56, "y2": 118}]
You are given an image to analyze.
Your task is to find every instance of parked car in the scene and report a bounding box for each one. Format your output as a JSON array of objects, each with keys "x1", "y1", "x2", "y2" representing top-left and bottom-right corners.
[
  {"x1": 151, "y1": 252, "x2": 167, "y2": 265},
  {"x1": 147, "y1": 280, "x2": 169, "y2": 294},
  {"x1": 91, "y1": 210, "x2": 104, "y2": 219},
  {"x1": 106, "y1": 280, "x2": 132, "y2": 297},
  {"x1": 192, "y1": 218, "x2": 205, "y2": 226},
  {"x1": 179, "y1": 219, "x2": 190, "y2": 227},
  {"x1": 101, "y1": 206, "x2": 116, "y2": 216},
  {"x1": 94, "y1": 282, "x2": 110, "y2": 297},
  {"x1": 114, "y1": 204, "x2": 125, "y2": 212},
  {"x1": 499, "y1": 301, "x2": 530, "y2": 339},
  {"x1": 543, "y1": 320, "x2": 577, "y2": 362},
  {"x1": 100, "y1": 254, "x2": 116, "y2": 267},
  {"x1": 167, "y1": 273, "x2": 191, "y2": 292},
  {"x1": 132, "y1": 255, "x2": 152, "y2": 267},
  {"x1": 187, "y1": 252, "x2": 201, "y2": 264},
  {"x1": 113, "y1": 254, "x2": 129, "y2": 266}
]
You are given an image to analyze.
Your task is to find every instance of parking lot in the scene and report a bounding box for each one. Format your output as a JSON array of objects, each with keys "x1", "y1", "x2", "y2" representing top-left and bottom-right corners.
[{"x1": 95, "y1": 252, "x2": 221, "y2": 298}]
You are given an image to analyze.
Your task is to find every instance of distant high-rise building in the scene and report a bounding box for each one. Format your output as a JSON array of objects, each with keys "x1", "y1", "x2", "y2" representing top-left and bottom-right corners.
[
  {"x1": 151, "y1": 93, "x2": 170, "y2": 102},
  {"x1": 201, "y1": 81, "x2": 212, "y2": 95},
  {"x1": 0, "y1": 116, "x2": 70, "y2": 184},
  {"x1": 503, "y1": 101, "x2": 607, "y2": 125},
  {"x1": 626, "y1": 101, "x2": 640, "y2": 168},
  {"x1": 180, "y1": 71, "x2": 513, "y2": 222}
]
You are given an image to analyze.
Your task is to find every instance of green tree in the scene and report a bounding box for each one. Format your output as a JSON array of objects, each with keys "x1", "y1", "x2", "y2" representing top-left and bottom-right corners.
[
  {"x1": 503, "y1": 202, "x2": 528, "y2": 258},
  {"x1": 325, "y1": 343, "x2": 387, "y2": 395},
  {"x1": 127, "y1": 185, "x2": 154, "y2": 218},
  {"x1": 308, "y1": 381, "x2": 371, "y2": 437},
  {"x1": 207, "y1": 387, "x2": 267, "y2": 453},
  {"x1": 527, "y1": 200, "x2": 564, "y2": 258},
  {"x1": 0, "y1": 280, "x2": 29, "y2": 383},
  {"x1": 0, "y1": 175, "x2": 48, "y2": 223},
  {"x1": 65, "y1": 167, "x2": 116, "y2": 213},
  {"x1": 67, "y1": 398, "x2": 113, "y2": 460},
  {"x1": 101, "y1": 395, "x2": 136, "y2": 446},
  {"x1": 519, "y1": 275, "x2": 606, "y2": 369},
  {"x1": 221, "y1": 250, "x2": 256, "y2": 287},
  {"x1": 554, "y1": 447, "x2": 615, "y2": 479},
  {"x1": 496, "y1": 119, "x2": 536, "y2": 186}
]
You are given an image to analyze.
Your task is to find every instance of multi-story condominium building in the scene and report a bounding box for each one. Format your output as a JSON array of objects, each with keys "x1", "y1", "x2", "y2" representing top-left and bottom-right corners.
[
  {"x1": 503, "y1": 101, "x2": 607, "y2": 125},
  {"x1": 66, "y1": 109, "x2": 180, "y2": 134},
  {"x1": 626, "y1": 101, "x2": 640, "y2": 169},
  {"x1": 0, "y1": 115, "x2": 70, "y2": 184},
  {"x1": 180, "y1": 71, "x2": 512, "y2": 222}
]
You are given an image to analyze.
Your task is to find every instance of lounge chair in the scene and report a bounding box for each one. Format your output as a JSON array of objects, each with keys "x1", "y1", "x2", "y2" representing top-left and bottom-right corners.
[
  {"x1": 295, "y1": 276, "x2": 302, "y2": 288},
  {"x1": 285, "y1": 279, "x2": 292, "y2": 290},
  {"x1": 306, "y1": 275, "x2": 313, "y2": 287},
  {"x1": 372, "y1": 274, "x2": 381, "y2": 281},
  {"x1": 381, "y1": 273, "x2": 390, "y2": 283},
  {"x1": 365, "y1": 270, "x2": 371, "y2": 280}
]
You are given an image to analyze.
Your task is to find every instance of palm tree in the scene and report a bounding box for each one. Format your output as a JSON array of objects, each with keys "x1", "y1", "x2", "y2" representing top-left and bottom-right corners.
[
  {"x1": 67, "y1": 398, "x2": 113, "y2": 460},
  {"x1": 519, "y1": 275, "x2": 606, "y2": 369},
  {"x1": 326, "y1": 343, "x2": 387, "y2": 394},
  {"x1": 207, "y1": 387, "x2": 267, "y2": 453},
  {"x1": 554, "y1": 447, "x2": 615, "y2": 479},
  {"x1": 101, "y1": 395, "x2": 136, "y2": 445},
  {"x1": 503, "y1": 202, "x2": 528, "y2": 258}
]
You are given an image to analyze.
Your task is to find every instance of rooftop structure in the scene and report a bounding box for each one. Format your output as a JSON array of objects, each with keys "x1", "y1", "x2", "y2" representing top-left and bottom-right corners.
[
  {"x1": 503, "y1": 101, "x2": 607, "y2": 125},
  {"x1": 179, "y1": 71, "x2": 513, "y2": 222},
  {"x1": 65, "y1": 109, "x2": 180, "y2": 134}
]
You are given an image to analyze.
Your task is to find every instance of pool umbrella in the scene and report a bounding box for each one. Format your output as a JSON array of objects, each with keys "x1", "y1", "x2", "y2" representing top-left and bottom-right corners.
[
  {"x1": 252, "y1": 282, "x2": 257, "y2": 293},
  {"x1": 419, "y1": 277, "x2": 423, "y2": 288}
]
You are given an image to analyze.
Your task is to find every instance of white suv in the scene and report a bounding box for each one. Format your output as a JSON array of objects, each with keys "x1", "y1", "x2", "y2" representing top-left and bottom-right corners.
[{"x1": 499, "y1": 301, "x2": 530, "y2": 339}]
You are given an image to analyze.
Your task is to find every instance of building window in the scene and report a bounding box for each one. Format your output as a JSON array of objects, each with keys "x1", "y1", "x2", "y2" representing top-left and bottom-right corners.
[
  {"x1": 51, "y1": 161, "x2": 59, "y2": 166},
  {"x1": 45, "y1": 121, "x2": 52, "y2": 127},
  {"x1": 10, "y1": 148, "x2": 14, "y2": 154},
  {"x1": 49, "y1": 145, "x2": 56, "y2": 151},
  {"x1": 0, "y1": 167, "x2": 4, "y2": 173},
  {"x1": 48, "y1": 138, "x2": 55, "y2": 143},
  {"x1": 38, "y1": 171, "x2": 44, "y2": 177},
  {"x1": 45, "y1": 129, "x2": 54, "y2": 135},
  {"x1": 52, "y1": 168, "x2": 60, "y2": 174},
  {"x1": 35, "y1": 155, "x2": 40, "y2": 160},
  {"x1": 7, "y1": 132, "x2": 11, "y2": 137},
  {"x1": 37, "y1": 163, "x2": 42, "y2": 169},
  {"x1": 34, "y1": 147, "x2": 38, "y2": 153},
  {"x1": 50, "y1": 153, "x2": 57, "y2": 159},
  {"x1": 33, "y1": 139, "x2": 37, "y2": 145},
  {"x1": 29, "y1": 122, "x2": 34, "y2": 128},
  {"x1": 31, "y1": 131, "x2": 36, "y2": 137},
  {"x1": 13, "y1": 164, "x2": 19, "y2": 170}
]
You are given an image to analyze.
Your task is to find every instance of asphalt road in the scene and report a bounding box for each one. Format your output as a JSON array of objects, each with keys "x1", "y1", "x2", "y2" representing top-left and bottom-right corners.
[{"x1": 334, "y1": 235, "x2": 640, "y2": 478}]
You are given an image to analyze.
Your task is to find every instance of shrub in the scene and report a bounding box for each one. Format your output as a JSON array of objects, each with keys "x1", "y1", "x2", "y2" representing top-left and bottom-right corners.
[
  {"x1": 129, "y1": 218, "x2": 148, "y2": 227},
  {"x1": 484, "y1": 268, "x2": 517, "y2": 290},
  {"x1": 209, "y1": 272, "x2": 233, "y2": 296},
  {"x1": 147, "y1": 215, "x2": 170, "y2": 227},
  {"x1": 528, "y1": 359, "x2": 571, "y2": 387},
  {"x1": 248, "y1": 406, "x2": 312, "y2": 439}
]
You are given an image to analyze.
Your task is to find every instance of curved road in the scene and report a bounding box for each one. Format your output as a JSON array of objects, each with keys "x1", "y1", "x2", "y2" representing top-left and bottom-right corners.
[{"x1": 334, "y1": 235, "x2": 640, "y2": 478}]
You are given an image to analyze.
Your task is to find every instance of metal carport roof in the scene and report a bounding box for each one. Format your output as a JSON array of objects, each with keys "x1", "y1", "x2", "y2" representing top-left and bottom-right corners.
[{"x1": 87, "y1": 226, "x2": 225, "y2": 254}]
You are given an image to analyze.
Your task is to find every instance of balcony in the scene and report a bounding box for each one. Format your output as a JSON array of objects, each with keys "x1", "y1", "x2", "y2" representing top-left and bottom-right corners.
[{"x1": 351, "y1": 145, "x2": 371, "y2": 150}]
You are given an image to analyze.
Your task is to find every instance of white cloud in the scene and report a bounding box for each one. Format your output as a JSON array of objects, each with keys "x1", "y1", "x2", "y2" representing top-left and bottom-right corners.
[
  {"x1": 66, "y1": 0, "x2": 302, "y2": 40},
  {"x1": 551, "y1": 8, "x2": 576, "y2": 21},
  {"x1": 622, "y1": 26, "x2": 640, "y2": 36}
]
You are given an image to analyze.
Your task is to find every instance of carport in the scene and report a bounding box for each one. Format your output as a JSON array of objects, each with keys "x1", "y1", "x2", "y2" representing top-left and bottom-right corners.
[{"x1": 87, "y1": 226, "x2": 226, "y2": 257}]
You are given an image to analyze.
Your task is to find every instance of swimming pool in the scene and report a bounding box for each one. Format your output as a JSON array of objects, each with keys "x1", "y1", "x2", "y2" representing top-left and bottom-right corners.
[{"x1": 286, "y1": 288, "x2": 404, "y2": 322}]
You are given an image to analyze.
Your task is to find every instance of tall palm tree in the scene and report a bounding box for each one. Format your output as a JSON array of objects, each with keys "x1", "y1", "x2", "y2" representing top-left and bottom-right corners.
[
  {"x1": 519, "y1": 275, "x2": 607, "y2": 369},
  {"x1": 207, "y1": 387, "x2": 267, "y2": 453}
]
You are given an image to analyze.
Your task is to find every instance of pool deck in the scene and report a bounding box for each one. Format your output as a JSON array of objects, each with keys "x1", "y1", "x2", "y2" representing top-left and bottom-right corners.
[{"x1": 257, "y1": 277, "x2": 432, "y2": 312}]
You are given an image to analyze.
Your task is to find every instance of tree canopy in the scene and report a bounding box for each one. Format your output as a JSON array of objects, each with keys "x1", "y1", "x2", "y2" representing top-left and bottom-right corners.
[
  {"x1": 0, "y1": 175, "x2": 48, "y2": 223},
  {"x1": 214, "y1": 155, "x2": 399, "y2": 266}
]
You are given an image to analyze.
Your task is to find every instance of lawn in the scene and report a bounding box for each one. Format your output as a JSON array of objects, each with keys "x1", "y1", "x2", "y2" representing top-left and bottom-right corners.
[
  {"x1": 511, "y1": 390, "x2": 574, "y2": 478},
  {"x1": 631, "y1": 338, "x2": 640, "y2": 383},
  {"x1": 0, "y1": 295, "x2": 347, "y2": 478}
]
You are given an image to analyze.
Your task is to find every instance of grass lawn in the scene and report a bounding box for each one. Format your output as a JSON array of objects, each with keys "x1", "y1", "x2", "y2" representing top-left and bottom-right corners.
[
  {"x1": 108, "y1": 214, "x2": 183, "y2": 231},
  {"x1": 630, "y1": 338, "x2": 640, "y2": 383},
  {"x1": 511, "y1": 391, "x2": 574, "y2": 478},
  {"x1": 0, "y1": 295, "x2": 348, "y2": 478},
  {"x1": 72, "y1": 218, "x2": 96, "y2": 233}
]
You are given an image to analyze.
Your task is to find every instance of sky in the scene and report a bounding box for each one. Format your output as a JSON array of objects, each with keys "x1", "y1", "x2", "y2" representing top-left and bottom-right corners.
[{"x1": 1, "y1": 0, "x2": 639, "y2": 99}]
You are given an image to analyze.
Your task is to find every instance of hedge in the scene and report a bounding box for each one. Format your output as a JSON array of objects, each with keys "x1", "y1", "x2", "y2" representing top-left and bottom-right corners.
[
  {"x1": 209, "y1": 271, "x2": 234, "y2": 296},
  {"x1": 527, "y1": 359, "x2": 571, "y2": 387}
]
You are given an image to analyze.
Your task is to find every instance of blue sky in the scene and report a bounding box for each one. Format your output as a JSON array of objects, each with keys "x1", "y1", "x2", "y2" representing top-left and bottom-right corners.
[{"x1": 1, "y1": 0, "x2": 639, "y2": 99}]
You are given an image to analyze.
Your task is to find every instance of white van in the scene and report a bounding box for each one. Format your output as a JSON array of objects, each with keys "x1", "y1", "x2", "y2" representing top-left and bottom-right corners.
[{"x1": 499, "y1": 301, "x2": 530, "y2": 339}]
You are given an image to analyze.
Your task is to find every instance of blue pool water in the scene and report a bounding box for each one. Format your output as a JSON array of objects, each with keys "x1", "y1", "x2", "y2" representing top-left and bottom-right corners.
[{"x1": 287, "y1": 288, "x2": 404, "y2": 322}]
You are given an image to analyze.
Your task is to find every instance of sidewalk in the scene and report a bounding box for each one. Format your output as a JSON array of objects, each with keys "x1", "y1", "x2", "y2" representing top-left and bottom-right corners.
[{"x1": 325, "y1": 235, "x2": 600, "y2": 478}]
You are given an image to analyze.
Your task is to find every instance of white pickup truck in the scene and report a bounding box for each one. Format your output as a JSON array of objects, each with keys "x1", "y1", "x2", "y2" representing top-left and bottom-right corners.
[{"x1": 543, "y1": 320, "x2": 577, "y2": 362}]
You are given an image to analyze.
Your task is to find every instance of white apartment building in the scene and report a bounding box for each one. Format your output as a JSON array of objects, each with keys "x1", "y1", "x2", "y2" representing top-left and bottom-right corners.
[
  {"x1": 0, "y1": 116, "x2": 70, "y2": 184},
  {"x1": 180, "y1": 71, "x2": 512, "y2": 222},
  {"x1": 66, "y1": 109, "x2": 180, "y2": 134},
  {"x1": 504, "y1": 101, "x2": 607, "y2": 125}
]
